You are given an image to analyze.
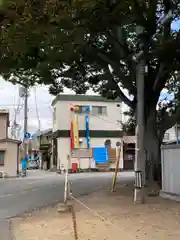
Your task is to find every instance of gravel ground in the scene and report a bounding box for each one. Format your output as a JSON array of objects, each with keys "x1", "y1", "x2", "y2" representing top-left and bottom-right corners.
[{"x1": 12, "y1": 184, "x2": 180, "y2": 240}]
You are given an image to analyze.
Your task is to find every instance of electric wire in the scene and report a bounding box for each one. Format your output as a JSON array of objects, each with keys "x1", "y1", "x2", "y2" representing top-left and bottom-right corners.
[
  {"x1": 88, "y1": 111, "x2": 122, "y2": 128},
  {"x1": 11, "y1": 88, "x2": 19, "y2": 138},
  {"x1": 34, "y1": 87, "x2": 41, "y2": 132},
  {"x1": 11, "y1": 86, "x2": 24, "y2": 139}
]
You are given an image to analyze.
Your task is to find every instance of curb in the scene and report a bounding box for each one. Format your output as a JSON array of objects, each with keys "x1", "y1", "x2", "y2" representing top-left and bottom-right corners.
[{"x1": 57, "y1": 168, "x2": 124, "y2": 174}]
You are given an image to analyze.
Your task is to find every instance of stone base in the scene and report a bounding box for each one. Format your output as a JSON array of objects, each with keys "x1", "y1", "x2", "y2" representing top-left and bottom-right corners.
[
  {"x1": 134, "y1": 188, "x2": 146, "y2": 204},
  {"x1": 57, "y1": 202, "x2": 72, "y2": 213}
]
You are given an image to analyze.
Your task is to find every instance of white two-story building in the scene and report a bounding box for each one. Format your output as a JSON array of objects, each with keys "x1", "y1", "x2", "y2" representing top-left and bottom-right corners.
[{"x1": 51, "y1": 94, "x2": 124, "y2": 171}]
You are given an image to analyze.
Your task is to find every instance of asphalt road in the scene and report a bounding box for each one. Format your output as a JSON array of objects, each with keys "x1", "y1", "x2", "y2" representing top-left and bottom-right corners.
[{"x1": 0, "y1": 171, "x2": 134, "y2": 239}]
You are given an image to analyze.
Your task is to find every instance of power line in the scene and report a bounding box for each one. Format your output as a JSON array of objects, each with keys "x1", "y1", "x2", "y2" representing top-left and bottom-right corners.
[
  {"x1": 10, "y1": 87, "x2": 24, "y2": 139},
  {"x1": 34, "y1": 87, "x2": 41, "y2": 131},
  {"x1": 88, "y1": 111, "x2": 122, "y2": 128}
]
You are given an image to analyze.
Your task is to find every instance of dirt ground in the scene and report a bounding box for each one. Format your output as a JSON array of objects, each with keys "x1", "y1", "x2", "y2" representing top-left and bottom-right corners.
[{"x1": 12, "y1": 184, "x2": 180, "y2": 240}]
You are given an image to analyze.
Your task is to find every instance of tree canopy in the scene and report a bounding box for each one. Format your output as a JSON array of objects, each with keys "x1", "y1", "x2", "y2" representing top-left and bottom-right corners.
[{"x1": 0, "y1": 0, "x2": 180, "y2": 145}]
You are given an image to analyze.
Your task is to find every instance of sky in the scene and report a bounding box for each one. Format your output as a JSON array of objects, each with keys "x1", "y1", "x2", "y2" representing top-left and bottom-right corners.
[
  {"x1": 171, "y1": 19, "x2": 180, "y2": 30},
  {"x1": 0, "y1": 77, "x2": 54, "y2": 135},
  {"x1": 0, "y1": 77, "x2": 97, "y2": 137}
]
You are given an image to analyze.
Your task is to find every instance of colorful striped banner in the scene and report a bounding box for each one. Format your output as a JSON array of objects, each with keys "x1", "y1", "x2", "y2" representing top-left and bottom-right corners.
[
  {"x1": 85, "y1": 115, "x2": 90, "y2": 148},
  {"x1": 73, "y1": 114, "x2": 79, "y2": 148},
  {"x1": 70, "y1": 120, "x2": 74, "y2": 152}
]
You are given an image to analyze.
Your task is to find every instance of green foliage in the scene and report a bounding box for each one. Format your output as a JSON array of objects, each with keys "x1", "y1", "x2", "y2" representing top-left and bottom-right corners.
[
  {"x1": 121, "y1": 108, "x2": 136, "y2": 135},
  {"x1": 0, "y1": 0, "x2": 180, "y2": 132}
]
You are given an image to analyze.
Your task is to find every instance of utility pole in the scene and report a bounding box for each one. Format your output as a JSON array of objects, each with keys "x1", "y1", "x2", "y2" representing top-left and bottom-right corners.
[
  {"x1": 23, "y1": 86, "x2": 28, "y2": 160},
  {"x1": 134, "y1": 26, "x2": 145, "y2": 204},
  {"x1": 133, "y1": 10, "x2": 173, "y2": 203}
]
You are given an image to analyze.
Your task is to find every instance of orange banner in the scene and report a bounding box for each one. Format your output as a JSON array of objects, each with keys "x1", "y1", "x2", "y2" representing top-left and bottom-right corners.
[
  {"x1": 70, "y1": 121, "x2": 74, "y2": 152},
  {"x1": 73, "y1": 114, "x2": 79, "y2": 148}
]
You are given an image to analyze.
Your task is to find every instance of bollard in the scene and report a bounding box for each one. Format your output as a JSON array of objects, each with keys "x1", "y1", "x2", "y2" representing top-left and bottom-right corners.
[
  {"x1": 58, "y1": 155, "x2": 71, "y2": 213},
  {"x1": 69, "y1": 181, "x2": 78, "y2": 240},
  {"x1": 111, "y1": 147, "x2": 120, "y2": 192}
]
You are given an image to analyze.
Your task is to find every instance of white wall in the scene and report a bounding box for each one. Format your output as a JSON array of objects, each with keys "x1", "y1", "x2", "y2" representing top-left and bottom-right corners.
[
  {"x1": 57, "y1": 137, "x2": 123, "y2": 170},
  {"x1": 161, "y1": 144, "x2": 180, "y2": 194},
  {"x1": 0, "y1": 114, "x2": 8, "y2": 139},
  {"x1": 53, "y1": 100, "x2": 123, "y2": 131},
  {"x1": 0, "y1": 141, "x2": 18, "y2": 177}
]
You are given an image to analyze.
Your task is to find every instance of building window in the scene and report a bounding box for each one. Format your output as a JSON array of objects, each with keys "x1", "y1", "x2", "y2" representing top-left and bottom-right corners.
[
  {"x1": 127, "y1": 154, "x2": 133, "y2": 160},
  {"x1": 77, "y1": 105, "x2": 87, "y2": 114},
  {"x1": 92, "y1": 106, "x2": 107, "y2": 115},
  {"x1": 0, "y1": 151, "x2": 5, "y2": 166}
]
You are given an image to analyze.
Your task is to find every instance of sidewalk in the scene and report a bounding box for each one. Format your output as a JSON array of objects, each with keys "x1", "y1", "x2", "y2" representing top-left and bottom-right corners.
[
  {"x1": 0, "y1": 220, "x2": 12, "y2": 240},
  {"x1": 12, "y1": 183, "x2": 180, "y2": 239}
]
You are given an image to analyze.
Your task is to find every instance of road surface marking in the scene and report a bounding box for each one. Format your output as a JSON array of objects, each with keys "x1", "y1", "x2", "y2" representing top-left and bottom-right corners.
[
  {"x1": 27, "y1": 182, "x2": 34, "y2": 185},
  {"x1": 0, "y1": 193, "x2": 12, "y2": 198},
  {"x1": 31, "y1": 188, "x2": 38, "y2": 192},
  {"x1": 0, "y1": 188, "x2": 40, "y2": 199}
]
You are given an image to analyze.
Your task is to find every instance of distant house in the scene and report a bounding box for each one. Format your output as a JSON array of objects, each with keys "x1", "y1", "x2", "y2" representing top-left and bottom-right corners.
[
  {"x1": 0, "y1": 109, "x2": 21, "y2": 177},
  {"x1": 31, "y1": 129, "x2": 52, "y2": 170}
]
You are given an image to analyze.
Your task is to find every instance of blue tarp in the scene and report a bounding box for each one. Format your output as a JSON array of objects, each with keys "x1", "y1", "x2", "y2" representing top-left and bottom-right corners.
[
  {"x1": 22, "y1": 159, "x2": 27, "y2": 169},
  {"x1": 93, "y1": 147, "x2": 109, "y2": 164}
]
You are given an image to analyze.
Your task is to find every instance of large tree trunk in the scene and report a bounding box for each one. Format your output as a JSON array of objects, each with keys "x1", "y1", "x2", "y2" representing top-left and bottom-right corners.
[{"x1": 144, "y1": 109, "x2": 162, "y2": 188}]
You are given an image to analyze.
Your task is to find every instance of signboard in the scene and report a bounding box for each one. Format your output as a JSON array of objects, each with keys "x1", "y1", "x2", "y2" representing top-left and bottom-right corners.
[
  {"x1": 71, "y1": 148, "x2": 92, "y2": 158},
  {"x1": 24, "y1": 132, "x2": 31, "y2": 140}
]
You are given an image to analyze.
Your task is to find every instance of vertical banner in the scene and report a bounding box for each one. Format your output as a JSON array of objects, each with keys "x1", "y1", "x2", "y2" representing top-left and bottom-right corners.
[
  {"x1": 70, "y1": 120, "x2": 74, "y2": 152},
  {"x1": 85, "y1": 115, "x2": 90, "y2": 148},
  {"x1": 73, "y1": 113, "x2": 79, "y2": 148},
  {"x1": 70, "y1": 105, "x2": 74, "y2": 152}
]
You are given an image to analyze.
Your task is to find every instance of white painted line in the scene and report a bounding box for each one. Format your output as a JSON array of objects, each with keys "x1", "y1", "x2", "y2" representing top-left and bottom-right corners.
[
  {"x1": 27, "y1": 182, "x2": 34, "y2": 185},
  {"x1": 31, "y1": 188, "x2": 38, "y2": 192},
  {"x1": 0, "y1": 193, "x2": 12, "y2": 198},
  {"x1": 95, "y1": 186, "x2": 103, "y2": 189}
]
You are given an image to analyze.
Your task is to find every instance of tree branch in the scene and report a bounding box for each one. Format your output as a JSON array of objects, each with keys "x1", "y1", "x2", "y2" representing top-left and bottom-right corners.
[
  {"x1": 97, "y1": 51, "x2": 136, "y2": 94},
  {"x1": 152, "y1": 0, "x2": 172, "y2": 93},
  {"x1": 110, "y1": 75, "x2": 135, "y2": 108},
  {"x1": 152, "y1": 64, "x2": 170, "y2": 92},
  {"x1": 108, "y1": 27, "x2": 136, "y2": 90},
  {"x1": 132, "y1": 0, "x2": 147, "y2": 25},
  {"x1": 147, "y1": 0, "x2": 157, "y2": 34}
]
